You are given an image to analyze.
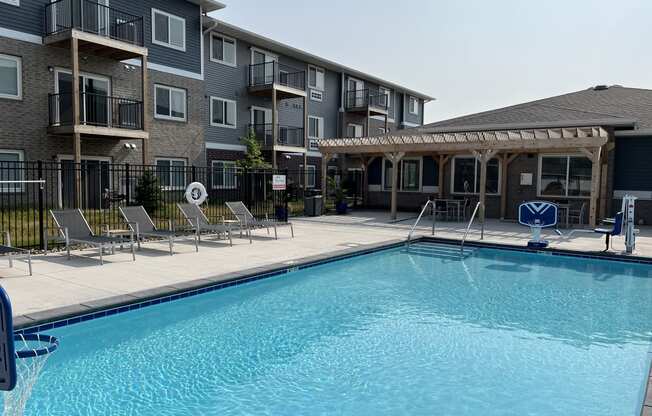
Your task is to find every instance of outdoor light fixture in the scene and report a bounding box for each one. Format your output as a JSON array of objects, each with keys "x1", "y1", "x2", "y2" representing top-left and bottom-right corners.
[{"x1": 124, "y1": 143, "x2": 137, "y2": 150}]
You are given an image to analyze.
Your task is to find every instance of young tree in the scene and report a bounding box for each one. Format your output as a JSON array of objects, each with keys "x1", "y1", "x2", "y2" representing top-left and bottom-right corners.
[
  {"x1": 134, "y1": 170, "x2": 161, "y2": 214},
  {"x1": 237, "y1": 129, "x2": 272, "y2": 169}
]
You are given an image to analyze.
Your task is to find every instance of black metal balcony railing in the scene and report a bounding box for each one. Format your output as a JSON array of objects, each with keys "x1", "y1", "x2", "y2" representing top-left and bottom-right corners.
[
  {"x1": 45, "y1": 0, "x2": 144, "y2": 47},
  {"x1": 248, "y1": 62, "x2": 306, "y2": 91},
  {"x1": 48, "y1": 93, "x2": 143, "y2": 130},
  {"x1": 345, "y1": 89, "x2": 388, "y2": 111},
  {"x1": 248, "y1": 124, "x2": 305, "y2": 148}
]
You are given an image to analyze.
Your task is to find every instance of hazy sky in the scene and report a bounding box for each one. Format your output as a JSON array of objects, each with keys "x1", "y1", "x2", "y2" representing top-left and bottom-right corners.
[{"x1": 210, "y1": 0, "x2": 652, "y2": 124}]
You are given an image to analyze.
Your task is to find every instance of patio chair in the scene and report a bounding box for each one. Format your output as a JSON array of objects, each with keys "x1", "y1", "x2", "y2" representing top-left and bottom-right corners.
[
  {"x1": 1, "y1": 231, "x2": 32, "y2": 276},
  {"x1": 177, "y1": 203, "x2": 233, "y2": 246},
  {"x1": 568, "y1": 202, "x2": 586, "y2": 226},
  {"x1": 119, "y1": 206, "x2": 198, "y2": 255},
  {"x1": 594, "y1": 211, "x2": 624, "y2": 251},
  {"x1": 226, "y1": 201, "x2": 294, "y2": 243},
  {"x1": 47, "y1": 209, "x2": 135, "y2": 265},
  {"x1": 433, "y1": 200, "x2": 448, "y2": 221}
]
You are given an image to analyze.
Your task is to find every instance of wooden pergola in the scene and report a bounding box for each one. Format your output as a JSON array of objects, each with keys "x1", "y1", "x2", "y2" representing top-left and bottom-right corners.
[{"x1": 318, "y1": 126, "x2": 609, "y2": 226}]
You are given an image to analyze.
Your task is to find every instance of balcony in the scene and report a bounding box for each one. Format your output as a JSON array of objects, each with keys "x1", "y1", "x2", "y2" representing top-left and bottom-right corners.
[
  {"x1": 345, "y1": 89, "x2": 388, "y2": 116},
  {"x1": 44, "y1": 0, "x2": 146, "y2": 60},
  {"x1": 247, "y1": 62, "x2": 306, "y2": 99},
  {"x1": 248, "y1": 124, "x2": 305, "y2": 149},
  {"x1": 48, "y1": 92, "x2": 148, "y2": 139}
]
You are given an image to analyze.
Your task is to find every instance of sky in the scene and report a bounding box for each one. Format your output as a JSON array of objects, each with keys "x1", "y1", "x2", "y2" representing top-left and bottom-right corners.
[{"x1": 209, "y1": 0, "x2": 652, "y2": 124}]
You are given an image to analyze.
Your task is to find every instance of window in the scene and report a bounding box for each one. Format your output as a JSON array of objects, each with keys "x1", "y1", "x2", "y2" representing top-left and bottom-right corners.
[
  {"x1": 154, "y1": 85, "x2": 186, "y2": 121},
  {"x1": 308, "y1": 66, "x2": 324, "y2": 91},
  {"x1": 300, "y1": 165, "x2": 316, "y2": 188},
  {"x1": 210, "y1": 97, "x2": 236, "y2": 128},
  {"x1": 347, "y1": 123, "x2": 363, "y2": 138},
  {"x1": 538, "y1": 155, "x2": 592, "y2": 197},
  {"x1": 155, "y1": 158, "x2": 186, "y2": 190},
  {"x1": 308, "y1": 116, "x2": 324, "y2": 150},
  {"x1": 0, "y1": 150, "x2": 24, "y2": 193},
  {"x1": 451, "y1": 156, "x2": 500, "y2": 194},
  {"x1": 212, "y1": 160, "x2": 237, "y2": 189},
  {"x1": 210, "y1": 33, "x2": 236, "y2": 66},
  {"x1": 152, "y1": 9, "x2": 185, "y2": 51},
  {"x1": 0, "y1": 54, "x2": 21, "y2": 100},
  {"x1": 408, "y1": 96, "x2": 419, "y2": 115},
  {"x1": 379, "y1": 87, "x2": 391, "y2": 108},
  {"x1": 383, "y1": 157, "x2": 421, "y2": 192}
]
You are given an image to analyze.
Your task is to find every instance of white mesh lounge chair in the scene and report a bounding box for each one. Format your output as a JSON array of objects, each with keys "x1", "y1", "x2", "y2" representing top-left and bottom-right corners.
[
  {"x1": 119, "y1": 206, "x2": 198, "y2": 255},
  {"x1": 1, "y1": 231, "x2": 32, "y2": 276},
  {"x1": 226, "y1": 201, "x2": 294, "y2": 243},
  {"x1": 47, "y1": 209, "x2": 135, "y2": 265},
  {"x1": 177, "y1": 203, "x2": 233, "y2": 246}
]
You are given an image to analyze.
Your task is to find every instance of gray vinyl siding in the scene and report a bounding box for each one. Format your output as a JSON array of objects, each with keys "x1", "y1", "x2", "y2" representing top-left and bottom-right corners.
[
  {"x1": 0, "y1": 0, "x2": 201, "y2": 74},
  {"x1": 614, "y1": 136, "x2": 652, "y2": 191},
  {"x1": 203, "y1": 31, "x2": 341, "y2": 148}
]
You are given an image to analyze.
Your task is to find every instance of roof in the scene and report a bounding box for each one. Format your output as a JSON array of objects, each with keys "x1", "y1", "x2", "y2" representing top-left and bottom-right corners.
[
  {"x1": 191, "y1": 0, "x2": 226, "y2": 13},
  {"x1": 318, "y1": 126, "x2": 609, "y2": 154},
  {"x1": 418, "y1": 85, "x2": 652, "y2": 133},
  {"x1": 201, "y1": 16, "x2": 434, "y2": 102}
]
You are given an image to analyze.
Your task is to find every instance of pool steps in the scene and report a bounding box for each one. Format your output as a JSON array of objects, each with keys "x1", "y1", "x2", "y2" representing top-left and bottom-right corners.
[{"x1": 406, "y1": 242, "x2": 475, "y2": 259}]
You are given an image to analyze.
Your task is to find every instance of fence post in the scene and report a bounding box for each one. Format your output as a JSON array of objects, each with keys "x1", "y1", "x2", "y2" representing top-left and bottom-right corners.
[
  {"x1": 284, "y1": 169, "x2": 289, "y2": 221},
  {"x1": 191, "y1": 165, "x2": 197, "y2": 183},
  {"x1": 37, "y1": 161, "x2": 45, "y2": 250},
  {"x1": 125, "y1": 163, "x2": 131, "y2": 205}
]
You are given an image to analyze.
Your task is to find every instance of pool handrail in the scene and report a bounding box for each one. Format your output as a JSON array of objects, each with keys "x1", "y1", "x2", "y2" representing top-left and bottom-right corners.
[
  {"x1": 460, "y1": 202, "x2": 483, "y2": 255},
  {"x1": 406, "y1": 200, "x2": 435, "y2": 248}
]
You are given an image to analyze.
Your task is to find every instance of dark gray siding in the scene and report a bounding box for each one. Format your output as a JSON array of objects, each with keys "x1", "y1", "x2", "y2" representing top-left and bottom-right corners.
[
  {"x1": 0, "y1": 0, "x2": 47, "y2": 36},
  {"x1": 0, "y1": 0, "x2": 201, "y2": 74},
  {"x1": 614, "y1": 136, "x2": 652, "y2": 191}
]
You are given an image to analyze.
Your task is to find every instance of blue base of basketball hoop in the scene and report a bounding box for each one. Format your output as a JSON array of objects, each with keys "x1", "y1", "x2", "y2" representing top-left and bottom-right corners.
[{"x1": 518, "y1": 201, "x2": 559, "y2": 249}]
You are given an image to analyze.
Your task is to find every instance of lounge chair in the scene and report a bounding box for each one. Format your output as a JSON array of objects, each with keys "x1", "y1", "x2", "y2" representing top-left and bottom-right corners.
[
  {"x1": 594, "y1": 211, "x2": 624, "y2": 251},
  {"x1": 177, "y1": 203, "x2": 233, "y2": 246},
  {"x1": 226, "y1": 201, "x2": 294, "y2": 243},
  {"x1": 1, "y1": 231, "x2": 32, "y2": 276},
  {"x1": 47, "y1": 209, "x2": 135, "y2": 265},
  {"x1": 119, "y1": 206, "x2": 198, "y2": 255}
]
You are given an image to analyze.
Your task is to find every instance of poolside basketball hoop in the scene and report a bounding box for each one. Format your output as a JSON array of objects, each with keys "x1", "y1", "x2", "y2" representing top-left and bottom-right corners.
[
  {"x1": 518, "y1": 201, "x2": 559, "y2": 249},
  {"x1": 0, "y1": 287, "x2": 58, "y2": 416}
]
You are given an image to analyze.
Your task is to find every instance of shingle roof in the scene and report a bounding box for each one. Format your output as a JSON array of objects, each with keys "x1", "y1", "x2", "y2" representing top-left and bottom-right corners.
[{"x1": 421, "y1": 86, "x2": 652, "y2": 131}]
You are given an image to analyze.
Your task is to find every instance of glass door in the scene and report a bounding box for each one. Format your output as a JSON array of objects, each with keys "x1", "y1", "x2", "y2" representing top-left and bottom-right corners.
[
  {"x1": 60, "y1": 158, "x2": 111, "y2": 209},
  {"x1": 347, "y1": 78, "x2": 365, "y2": 107},
  {"x1": 251, "y1": 108, "x2": 271, "y2": 145},
  {"x1": 251, "y1": 50, "x2": 276, "y2": 85},
  {"x1": 81, "y1": 0, "x2": 110, "y2": 36},
  {"x1": 56, "y1": 71, "x2": 110, "y2": 127}
]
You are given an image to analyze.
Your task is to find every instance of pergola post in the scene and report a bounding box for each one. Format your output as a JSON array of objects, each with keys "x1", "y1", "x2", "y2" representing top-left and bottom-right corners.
[
  {"x1": 582, "y1": 146, "x2": 603, "y2": 227},
  {"x1": 437, "y1": 154, "x2": 450, "y2": 199},
  {"x1": 474, "y1": 149, "x2": 498, "y2": 226},
  {"x1": 385, "y1": 151, "x2": 405, "y2": 220},
  {"x1": 500, "y1": 153, "x2": 519, "y2": 220}
]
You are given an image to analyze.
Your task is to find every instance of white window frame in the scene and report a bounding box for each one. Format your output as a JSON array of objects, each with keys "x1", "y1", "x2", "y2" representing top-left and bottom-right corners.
[
  {"x1": 379, "y1": 86, "x2": 391, "y2": 107},
  {"x1": 300, "y1": 164, "x2": 317, "y2": 188},
  {"x1": 0, "y1": 54, "x2": 22, "y2": 100},
  {"x1": 537, "y1": 154, "x2": 591, "y2": 199},
  {"x1": 308, "y1": 115, "x2": 324, "y2": 150},
  {"x1": 450, "y1": 155, "x2": 501, "y2": 196},
  {"x1": 210, "y1": 96, "x2": 237, "y2": 129},
  {"x1": 0, "y1": 0, "x2": 19, "y2": 6},
  {"x1": 408, "y1": 96, "x2": 419, "y2": 115},
  {"x1": 308, "y1": 65, "x2": 325, "y2": 91},
  {"x1": 151, "y1": 8, "x2": 186, "y2": 51},
  {"x1": 154, "y1": 84, "x2": 187, "y2": 122},
  {"x1": 381, "y1": 156, "x2": 423, "y2": 193},
  {"x1": 347, "y1": 123, "x2": 364, "y2": 138},
  {"x1": 0, "y1": 149, "x2": 24, "y2": 193},
  {"x1": 209, "y1": 32, "x2": 236, "y2": 67},
  {"x1": 155, "y1": 157, "x2": 186, "y2": 191},
  {"x1": 211, "y1": 160, "x2": 238, "y2": 190}
]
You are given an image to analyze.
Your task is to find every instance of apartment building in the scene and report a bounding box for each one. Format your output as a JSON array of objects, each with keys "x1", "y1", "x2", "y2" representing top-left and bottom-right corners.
[
  {"x1": 201, "y1": 17, "x2": 433, "y2": 188},
  {"x1": 0, "y1": 0, "x2": 224, "y2": 204}
]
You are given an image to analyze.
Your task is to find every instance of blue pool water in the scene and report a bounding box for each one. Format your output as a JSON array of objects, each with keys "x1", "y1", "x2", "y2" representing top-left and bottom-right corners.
[{"x1": 15, "y1": 244, "x2": 652, "y2": 415}]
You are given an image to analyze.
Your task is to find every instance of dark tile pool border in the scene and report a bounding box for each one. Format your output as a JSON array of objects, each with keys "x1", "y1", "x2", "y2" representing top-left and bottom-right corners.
[{"x1": 12, "y1": 235, "x2": 652, "y2": 413}]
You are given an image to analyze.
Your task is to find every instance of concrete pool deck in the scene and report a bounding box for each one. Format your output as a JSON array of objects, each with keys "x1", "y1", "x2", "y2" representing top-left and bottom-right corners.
[{"x1": 1, "y1": 211, "x2": 651, "y2": 413}]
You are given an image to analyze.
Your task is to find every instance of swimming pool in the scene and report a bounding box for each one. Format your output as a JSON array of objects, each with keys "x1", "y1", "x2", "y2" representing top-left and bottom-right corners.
[{"x1": 14, "y1": 242, "x2": 652, "y2": 415}]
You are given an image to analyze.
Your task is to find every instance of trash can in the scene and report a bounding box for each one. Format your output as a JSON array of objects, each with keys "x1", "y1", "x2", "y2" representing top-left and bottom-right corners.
[{"x1": 304, "y1": 195, "x2": 323, "y2": 216}]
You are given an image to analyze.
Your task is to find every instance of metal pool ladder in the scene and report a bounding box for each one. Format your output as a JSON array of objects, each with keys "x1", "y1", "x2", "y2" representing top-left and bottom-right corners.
[
  {"x1": 460, "y1": 202, "x2": 483, "y2": 255},
  {"x1": 406, "y1": 200, "x2": 435, "y2": 249}
]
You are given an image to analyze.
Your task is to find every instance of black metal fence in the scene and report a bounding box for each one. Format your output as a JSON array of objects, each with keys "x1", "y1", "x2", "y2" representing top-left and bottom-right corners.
[
  {"x1": 0, "y1": 161, "x2": 312, "y2": 249},
  {"x1": 45, "y1": 0, "x2": 144, "y2": 46}
]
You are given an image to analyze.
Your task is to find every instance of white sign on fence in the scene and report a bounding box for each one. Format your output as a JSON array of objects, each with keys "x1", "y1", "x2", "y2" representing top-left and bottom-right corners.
[{"x1": 272, "y1": 175, "x2": 286, "y2": 190}]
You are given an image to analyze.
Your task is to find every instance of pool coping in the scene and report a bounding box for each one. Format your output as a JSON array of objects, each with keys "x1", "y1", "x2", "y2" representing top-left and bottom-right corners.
[{"x1": 12, "y1": 236, "x2": 652, "y2": 414}]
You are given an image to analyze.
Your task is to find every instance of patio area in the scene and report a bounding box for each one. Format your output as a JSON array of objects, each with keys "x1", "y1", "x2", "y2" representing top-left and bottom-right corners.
[{"x1": 2, "y1": 211, "x2": 651, "y2": 325}]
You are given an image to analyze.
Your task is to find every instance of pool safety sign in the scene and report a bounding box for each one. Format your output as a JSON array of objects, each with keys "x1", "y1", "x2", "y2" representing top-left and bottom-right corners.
[{"x1": 272, "y1": 175, "x2": 287, "y2": 190}]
